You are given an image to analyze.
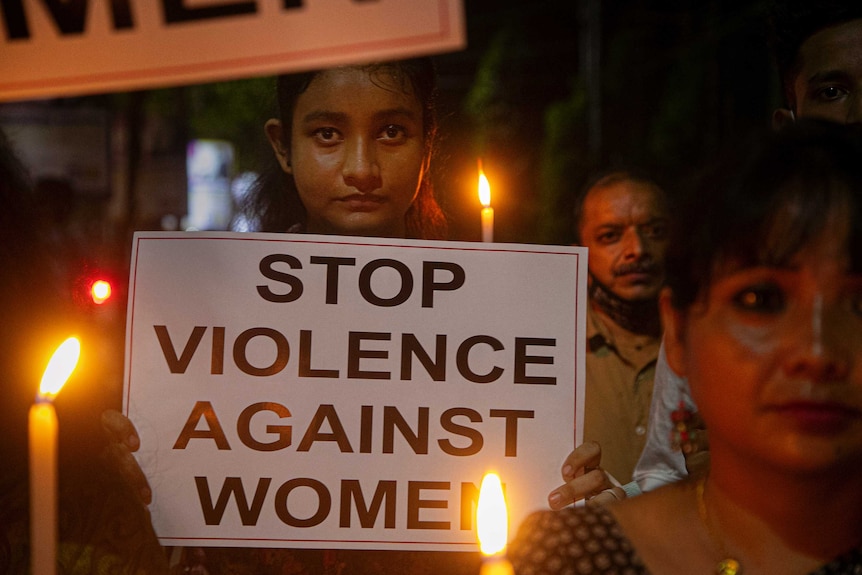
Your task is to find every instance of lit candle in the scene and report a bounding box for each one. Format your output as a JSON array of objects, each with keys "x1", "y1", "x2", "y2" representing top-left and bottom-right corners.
[
  {"x1": 30, "y1": 336, "x2": 80, "y2": 575},
  {"x1": 477, "y1": 472, "x2": 514, "y2": 575},
  {"x1": 478, "y1": 161, "x2": 494, "y2": 243}
]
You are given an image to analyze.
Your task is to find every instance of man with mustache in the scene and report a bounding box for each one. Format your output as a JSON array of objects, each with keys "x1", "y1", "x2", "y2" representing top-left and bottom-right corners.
[
  {"x1": 549, "y1": 0, "x2": 862, "y2": 510},
  {"x1": 564, "y1": 171, "x2": 670, "y2": 492}
]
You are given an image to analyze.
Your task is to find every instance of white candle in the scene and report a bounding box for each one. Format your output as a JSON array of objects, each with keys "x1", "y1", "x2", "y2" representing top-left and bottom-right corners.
[
  {"x1": 480, "y1": 555, "x2": 515, "y2": 575},
  {"x1": 29, "y1": 400, "x2": 58, "y2": 575},
  {"x1": 477, "y1": 163, "x2": 494, "y2": 243},
  {"x1": 481, "y1": 206, "x2": 494, "y2": 244},
  {"x1": 477, "y1": 472, "x2": 514, "y2": 575},
  {"x1": 30, "y1": 337, "x2": 79, "y2": 575}
]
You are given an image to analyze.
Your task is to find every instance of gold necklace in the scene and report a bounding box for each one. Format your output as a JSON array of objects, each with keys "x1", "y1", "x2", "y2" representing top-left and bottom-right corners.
[{"x1": 696, "y1": 478, "x2": 743, "y2": 575}]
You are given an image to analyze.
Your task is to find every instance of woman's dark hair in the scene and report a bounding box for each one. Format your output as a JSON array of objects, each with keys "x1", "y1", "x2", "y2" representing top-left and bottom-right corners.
[
  {"x1": 242, "y1": 58, "x2": 447, "y2": 239},
  {"x1": 666, "y1": 119, "x2": 862, "y2": 310}
]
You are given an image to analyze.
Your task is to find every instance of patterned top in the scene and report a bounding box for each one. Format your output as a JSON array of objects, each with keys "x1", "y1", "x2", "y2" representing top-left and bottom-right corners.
[
  {"x1": 508, "y1": 505, "x2": 862, "y2": 575},
  {"x1": 509, "y1": 505, "x2": 646, "y2": 575}
]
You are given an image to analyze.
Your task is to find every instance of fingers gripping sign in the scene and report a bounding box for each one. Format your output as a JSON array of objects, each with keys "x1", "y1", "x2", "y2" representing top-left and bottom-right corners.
[
  {"x1": 546, "y1": 441, "x2": 624, "y2": 509},
  {"x1": 101, "y1": 408, "x2": 152, "y2": 506}
]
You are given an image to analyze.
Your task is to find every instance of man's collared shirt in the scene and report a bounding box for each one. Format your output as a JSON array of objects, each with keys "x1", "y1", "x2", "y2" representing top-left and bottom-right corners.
[{"x1": 583, "y1": 304, "x2": 660, "y2": 484}]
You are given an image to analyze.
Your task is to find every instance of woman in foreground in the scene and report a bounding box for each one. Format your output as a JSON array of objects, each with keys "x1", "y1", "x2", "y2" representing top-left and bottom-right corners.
[{"x1": 510, "y1": 119, "x2": 862, "y2": 574}]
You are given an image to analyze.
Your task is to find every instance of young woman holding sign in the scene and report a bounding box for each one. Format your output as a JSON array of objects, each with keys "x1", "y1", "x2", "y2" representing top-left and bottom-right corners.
[{"x1": 103, "y1": 58, "x2": 482, "y2": 574}]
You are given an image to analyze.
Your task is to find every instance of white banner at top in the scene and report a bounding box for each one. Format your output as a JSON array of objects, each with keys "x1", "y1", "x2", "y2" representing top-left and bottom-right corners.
[{"x1": 0, "y1": 0, "x2": 466, "y2": 102}]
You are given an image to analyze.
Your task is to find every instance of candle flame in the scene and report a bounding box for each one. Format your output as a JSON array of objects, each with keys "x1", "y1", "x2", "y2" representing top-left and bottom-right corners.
[
  {"x1": 39, "y1": 337, "x2": 80, "y2": 400},
  {"x1": 476, "y1": 472, "x2": 508, "y2": 556},
  {"x1": 478, "y1": 170, "x2": 491, "y2": 208}
]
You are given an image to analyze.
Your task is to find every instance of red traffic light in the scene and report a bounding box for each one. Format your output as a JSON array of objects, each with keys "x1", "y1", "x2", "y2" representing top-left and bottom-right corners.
[{"x1": 89, "y1": 279, "x2": 112, "y2": 305}]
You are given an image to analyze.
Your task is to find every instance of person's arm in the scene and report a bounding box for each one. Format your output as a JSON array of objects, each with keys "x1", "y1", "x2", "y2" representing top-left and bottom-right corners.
[
  {"x1": 101, "y1": 409, "x2": 152, "y2": 505},
  {"x1": 631, "y1": 340, "x2": 696, "y2": 492},
  {"x1": 545, "y1": 342, "x2": 705, "y2": 509}
]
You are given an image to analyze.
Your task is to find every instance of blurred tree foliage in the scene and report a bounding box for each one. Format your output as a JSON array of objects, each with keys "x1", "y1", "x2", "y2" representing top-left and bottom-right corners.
[
  {"x1": 536, "y1": 81, "x2": 589, "y2": 244},
  {"x1": 133, "y1": 76, "x2": 274, "y2": 174},
  {"x1": 185, "y1": 77, "x2": 275, "y2": 173},
  {"x1": 26, "y1": 0, "x2": 783, "y2": 243},
  {"x1": 460, "y1": 0, "x2": 577, "y2": 243},
  {"x1": 464, "y1": 23, "x2": 535, "y2": 156},
  {"x1": 462, "y1": 0, "x2": 777, "y2": 245}
]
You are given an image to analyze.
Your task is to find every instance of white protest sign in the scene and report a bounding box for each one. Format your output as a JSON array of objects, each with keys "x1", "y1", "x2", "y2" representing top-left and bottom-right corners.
[
  {"x1": 124, "y1": 232, "x2": 586, "y2": 551},
  {"x1": 1, "y1": 0, "x2": 465, "y2": 102}
]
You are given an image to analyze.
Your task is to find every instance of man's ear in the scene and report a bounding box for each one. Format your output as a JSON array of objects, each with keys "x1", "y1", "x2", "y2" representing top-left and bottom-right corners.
[
  {"x1": 265, "y1": 119, "x2": 292, "y2": 174},
  {"x1": 772, "y1": 108, "x2": 795, "y2": 131},
  {"x1": 660, "y1": 287, "x2": 687, "y2": 378}
]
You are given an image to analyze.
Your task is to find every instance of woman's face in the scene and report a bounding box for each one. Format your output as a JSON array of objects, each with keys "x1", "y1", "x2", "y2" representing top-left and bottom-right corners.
[
  {"x1": 665, "y1": 222, "x2": 862, "y2": 474},
  {"x1": 267, "y1": 67, "x2": 427, "y2": 238}
]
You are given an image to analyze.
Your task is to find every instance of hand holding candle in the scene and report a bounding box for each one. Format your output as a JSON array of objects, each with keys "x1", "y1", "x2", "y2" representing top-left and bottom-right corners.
[
  {"x1": 30, "y1": 337, "x2": 80, "y2": 575},
  {"x1": 477, "y1": 472, "x2": 514, "y2": 575},
  {"x1": 477, "y1": 161, "x2": 494, "y2": 243}
]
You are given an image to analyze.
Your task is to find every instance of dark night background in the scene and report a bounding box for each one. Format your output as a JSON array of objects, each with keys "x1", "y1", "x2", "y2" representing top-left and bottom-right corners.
[
  {"x1": 0, "y1": 0, "x2": 781, "y2": 500},
  {"x1": 436, "y1": 0, "x2": 778, "y2": 244},
  {"x1": 2, "y1": 0, "x2": 782, "y2": 247},
  {"x1": 0, "y1": 2, "x2": 791, "y2": 570},
  {"x1": 0, "y1": 0, "x2": 782, "y2": 448}
]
